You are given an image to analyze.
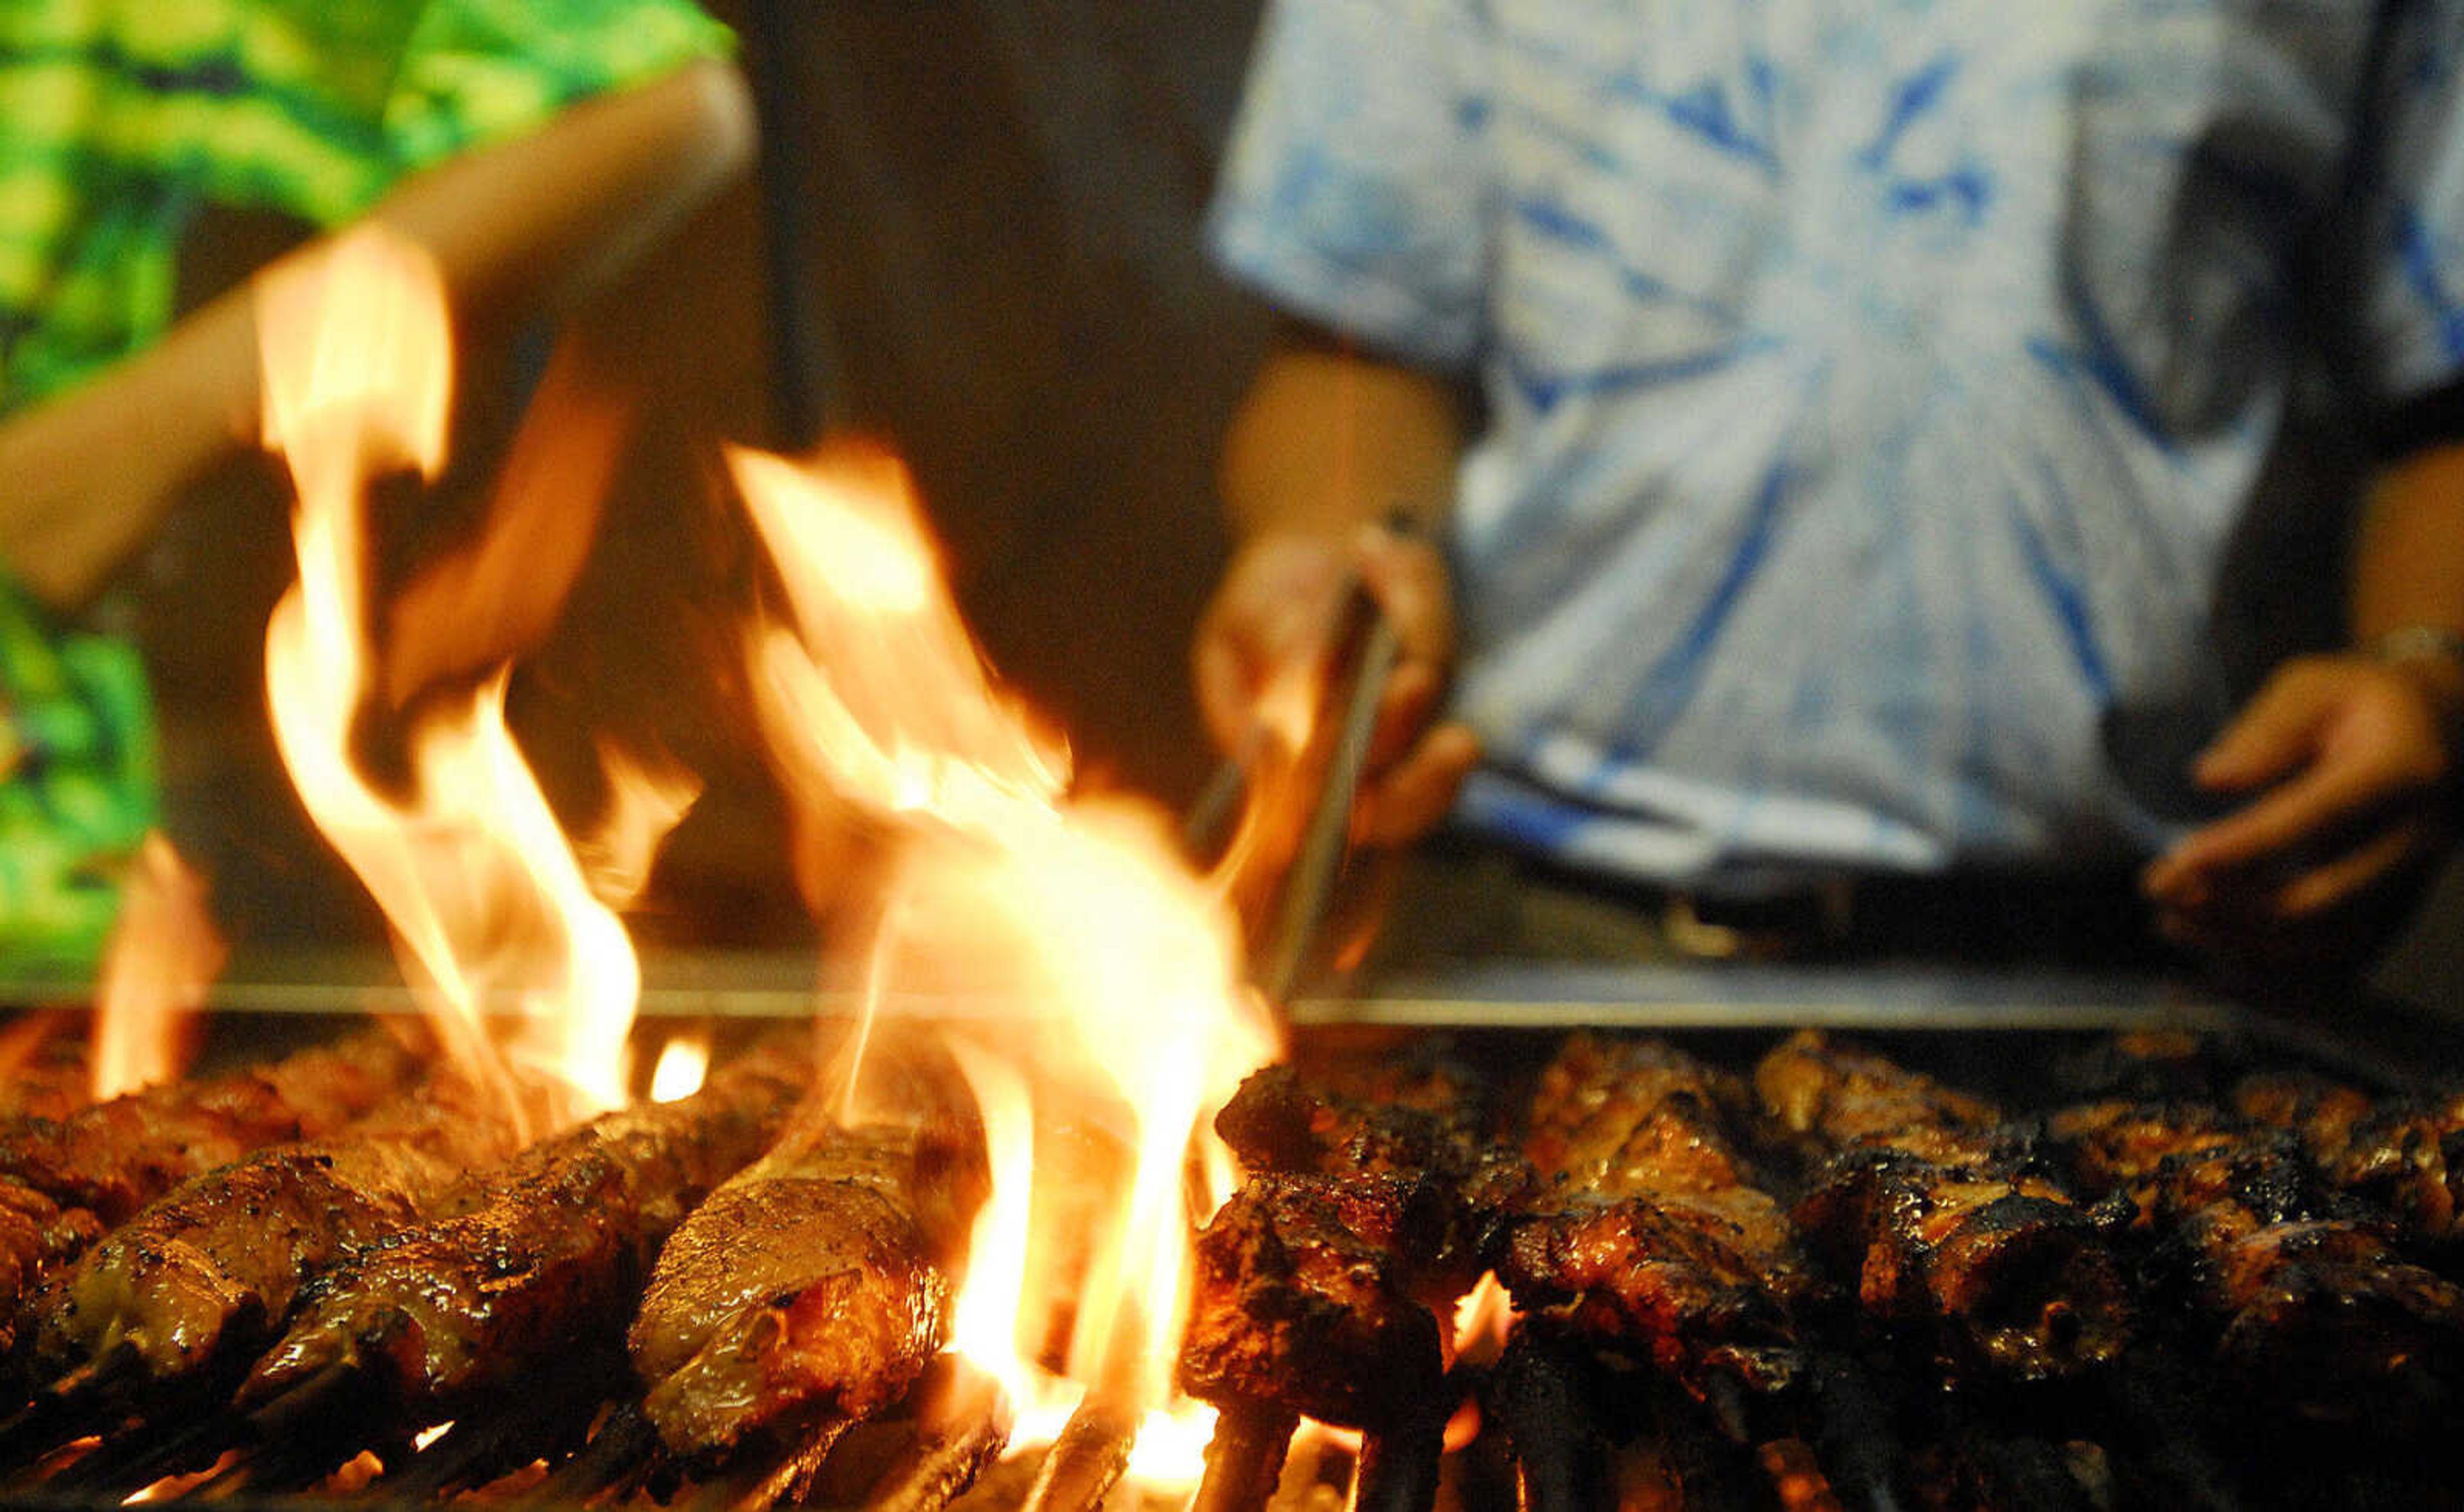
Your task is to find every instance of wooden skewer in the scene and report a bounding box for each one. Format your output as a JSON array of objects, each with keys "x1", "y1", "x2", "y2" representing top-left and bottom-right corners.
[
  {"x1": 1485, "y1": 1336, "x2": 1610, "y2": 1512},
  {"x1": 864, "y1": 1359, "x2": 1015, "y2": 1512},
  {"x1": 1017, "y1": 1394, "x2": 1138, "y2": 1512},
  {"x1": 1189, "y1": 1399, "x2": 1301, "y2": 1512}
]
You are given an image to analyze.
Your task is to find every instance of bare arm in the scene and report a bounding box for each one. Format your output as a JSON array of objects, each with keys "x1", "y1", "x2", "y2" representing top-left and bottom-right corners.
[
  {"x1": 1197, "y1": 323, "x2": 1480, "y2": 845},
  {"x1": 0, "y1": 55, "x2": 755, "y2": 615},
  {"x1": 2144, "y1": 439, "x2": 2464, "y2": 964}
]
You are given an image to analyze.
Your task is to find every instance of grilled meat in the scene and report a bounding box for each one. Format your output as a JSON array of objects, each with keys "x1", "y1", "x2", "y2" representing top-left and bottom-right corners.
[
  {"x1": 0, "y1": 1028, "x2": 422, "y2": 1221},
  {"x1": 14, "y1": 1067, "x2": 518, "y2": 1413},
  {"x1": 1178, "y1": 1059, "x2": 1522, "y2": 1429},
  {"x1": 627, "y1": 1039, "x2": 987, "y2": 1461},
  {"x1": 2051, "y1": 1099, "x2": 2464, "y2": 1427},
  {"x1": 1501, "y1": 1036, "x2": 1815, "y2": 1400},
  {"x1": 0, "y1": 1014, "x2": 88, "y2": 1123},
  {"x1": 0, "y1": 1028, "x2": 424, "y2": 1349},
  {"x1": 237, "y1": 1039, "x2": 809, "y2": 1434},
  {"x1": 2236, "y1": 1076, "x2": 2464, "y2": 1252},
  {"x1": 1756, "y1": 1032, "x2": 2131, "y2": 1382},
  {"x1": 1180, "y1": 1170, "x2": 1462, "y2": 1425}
]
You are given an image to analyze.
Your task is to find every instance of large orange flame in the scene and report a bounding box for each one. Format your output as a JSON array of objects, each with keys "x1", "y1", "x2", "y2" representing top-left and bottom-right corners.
[
  {"x1": 253, "y1": 227, "x2": 653, "y2": 1129},
  {"x1": 729, "y1": 441, "x2": 1279, "y2": 1485}
]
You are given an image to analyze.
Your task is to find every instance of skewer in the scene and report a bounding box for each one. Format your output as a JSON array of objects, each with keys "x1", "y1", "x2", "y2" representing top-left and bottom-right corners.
[
  {"x1": 862, "y1": 1358, "x2": 1015, "y2": 1512},
  {"x1": 0, "y1": 1337, "x2": 141, "y2": 1472},
  {"x1": 1485, "y1": 1334, "x2": 1609, "y2": 1512},
  {"x1": 1802, "y1": 1350, "x2": 1904, "y2": 1512},
  {"x1": 680, "y1": 1418, "x2": 851, "y2": 1511},
  {"x1": 516, "y1": 1401, "x2": 665, "y2": 1509},
  {"x1": 35, "y1": 1409, "x2": 246, "y2": 1501},
  {"x1": 1351, "y1": 1382, "x2": 1451, "y2": 1512},
  {"x1": 1016, "y1": 1394, "x2": 1137, "y2": 1512},
  {"x1": 1188, "y1": 1399, "x2": 1301, "y2": 1512},
  {"x1": 377, "y1": 1376, "x2": 612, "y2": 1504}
]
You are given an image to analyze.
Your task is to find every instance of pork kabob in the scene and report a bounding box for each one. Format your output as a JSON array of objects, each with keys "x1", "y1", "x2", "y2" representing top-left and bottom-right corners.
[
  {"x1": 0, "y1": 1026, "x2": 426, "y2": 1347},
  {"x1": 1752, "y1": 1030, "x2": 2135, "y2": 1388},
  {"x1": 0, "y1": 1055, "x2": 525, "y2": 1475},
  {"x1": 2230, "y1": 1073, "x2": 2464, "y2": 1264},
  {"x1": 146, "y1": 1033, "x2": 821, "y2": 1502},
  {"x1": 578, "y1": 1028, "x2": 991, "y2": 1511},
  {"x1": 2048, "y1": 1090, "x2": 2464, "y2": 1438},
  {"x1": 1178, "y1": 1049, "x2": 1525, "y2": 1512},
  {"x1": 1496, "y1": 1033, "x2": 1901, "y2": 1512}
]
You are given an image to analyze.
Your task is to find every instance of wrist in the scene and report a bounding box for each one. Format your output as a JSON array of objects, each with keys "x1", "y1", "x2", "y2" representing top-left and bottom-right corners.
[{"x1": 2362, "y1": 624, "x2": 2464, "y2": 757}]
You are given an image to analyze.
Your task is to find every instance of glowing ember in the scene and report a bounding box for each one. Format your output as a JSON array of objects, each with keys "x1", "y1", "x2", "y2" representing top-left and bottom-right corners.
[
  {"x1": 253, "y1": 226, "x2": 649, "y2": 1132},
  {"x1": 728, "y1": 441, "x2": 1281, "y2": 1485},
  {"x1": 89, "y1": 833, "x2": 221, "y2": 1100}
]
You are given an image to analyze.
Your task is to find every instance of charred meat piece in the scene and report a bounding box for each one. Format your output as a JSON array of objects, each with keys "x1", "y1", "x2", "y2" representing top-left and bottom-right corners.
[
  {"x1": 238, "y1": 1038, "x2": 810, "y2": 1442},
  {"x1": 0, "y1": 1028, "x2": 424, "y2": 1348},
  {"x1": 1178, "y1": 1059, "x2": 1523, "y2": 1431},
  {"x1": 1502, "y1": 1036, "x2": 1815, "y2": 1402},
  {"x1": 0, "y1": 1028, "x2": 422, "y2": 1221},
  {"x1": 2236, "y1": 1076, "x2": 2464, "y2": 1252},
  {"x1": 2053, "y1": 1101, "x2": 2464, "y2": 1428},
  {"x1": 13, "y1": 1066, "x2": 518, "y2": 1416},
  {"x1": 1756, "y1": 1032, "x2": 2131, "y2": 1382},
  {"x1": 0, "y1": 1014, "x2": 89, "y2": 1123},
  {"x1": 1179, "y1": 1171, "x2": 1458, "y2": 1425},
  {"x1": 627, "y1": 1039, "x2": 987, "y2": 1463},
  {"x1": 1752, "y1": 1031, "x2": 1999, "y2": 1164}
]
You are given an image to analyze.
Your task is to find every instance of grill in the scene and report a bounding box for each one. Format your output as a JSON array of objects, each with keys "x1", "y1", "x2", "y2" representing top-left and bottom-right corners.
[{"x1": 0, "y1": 951, "x2": 2455, "y2": 1512}]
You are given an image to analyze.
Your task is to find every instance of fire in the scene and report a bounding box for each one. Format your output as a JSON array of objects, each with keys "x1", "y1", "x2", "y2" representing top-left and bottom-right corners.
[
  {"x1": 647, "y1": 1032, "x2": 711, "y2": 1103},
  {"x1": 252, "y1": 227, "x2": 651, "y2": 1130},
  {"x1": 89, "y1": 833, "x2": 221, "y2": 1100},
  {"x1": 730, "y1": 441, "x2": 1279, "y2": 1485}
]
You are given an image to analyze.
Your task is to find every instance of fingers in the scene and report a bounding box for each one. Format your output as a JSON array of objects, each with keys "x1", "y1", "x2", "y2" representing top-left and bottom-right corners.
[
  {"x1": 1358, "y1": 722, "x2": 1480, "y2": 848},
  {"x1": 2150, "y1": 756, "x2": 2400, "y2": 891},
  {"x1": 2273, "y1": 820, "x2": 2431, "y2": 920},
  {"x1": 1354, "y1": 520, "x2": 1455, "y2": 670},
  {"x1": 2153, "y1": 819, "x2": 2435, "y2": 969},
  {"x1": 2143, "y1": 655, "x2": 2460, "y2": 969},
  {"x1": 1190, "y1": 534, "x2": 1354, "y2": 754}
]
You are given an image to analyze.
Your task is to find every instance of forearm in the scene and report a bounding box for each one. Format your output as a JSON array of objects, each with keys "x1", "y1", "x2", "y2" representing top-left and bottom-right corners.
[
  {"x1": 1219, "y1": 321, "x2": 1468, "y2": 543},
  {"x1": 0, "y1": 301, "x2": 254, "y2": 611},
  {"x1": 2350, "y1": 441, "x2": 2464, "y2": 715},
  {"x1": 0, "y1": 56, "x2": 754, "y2": 614}
]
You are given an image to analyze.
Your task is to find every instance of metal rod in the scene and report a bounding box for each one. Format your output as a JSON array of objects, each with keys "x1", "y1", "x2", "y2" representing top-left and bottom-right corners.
[{"x1": 1258, "y1": 602, "x2": 1402, "y2": 1004}]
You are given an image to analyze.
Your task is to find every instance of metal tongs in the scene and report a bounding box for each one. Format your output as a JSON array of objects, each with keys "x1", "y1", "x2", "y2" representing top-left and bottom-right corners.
[{"x1": 1185, "y1": 577, "x2": 1404, "y2": 1005}]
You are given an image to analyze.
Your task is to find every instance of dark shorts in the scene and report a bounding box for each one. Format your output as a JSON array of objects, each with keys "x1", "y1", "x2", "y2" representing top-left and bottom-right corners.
[{"x1": 1341, "y1": 836, "x2": 2177, "y2": 977}]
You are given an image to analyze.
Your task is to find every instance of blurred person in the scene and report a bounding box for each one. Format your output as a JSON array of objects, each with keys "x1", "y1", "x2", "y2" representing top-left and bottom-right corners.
[
  {"x1": 0, "y1": 0, "x2": 755, "y2": 966},
  {"x1": 1194, "y1": 1, "x2": 2464, "y2": 979}
]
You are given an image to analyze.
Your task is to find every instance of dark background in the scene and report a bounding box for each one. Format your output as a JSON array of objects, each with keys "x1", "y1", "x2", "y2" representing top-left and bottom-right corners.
[{"x1": 133, "y1": 0, "x2": 2464, "y2": 1011}]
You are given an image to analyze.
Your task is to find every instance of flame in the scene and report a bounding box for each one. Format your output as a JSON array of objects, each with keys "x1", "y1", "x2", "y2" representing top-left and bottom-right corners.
[
  {"x1": 729, "y1": 441, "x2": 1279, "y2": 1485},
  {"x1": 253, "y1": 227, "x2": 646, "y2": 1128},
  {"x1": 647, "y1": 1032, "x2": 710, "y2": 1103},
  {"x1": 1448, "y1": 1271, "x2": 1516, "y2": 1371},
  {"x1": 90, "y1": 833, "x2": 221, "y2": 1100}
]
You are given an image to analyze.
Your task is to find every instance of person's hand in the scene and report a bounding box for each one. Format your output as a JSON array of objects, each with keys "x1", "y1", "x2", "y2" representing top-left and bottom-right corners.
[
  {"x1": 2142, "y1": 651, "x2": 2463, "y2": 967},
  {"x1": 1193, "y1": 523, "x2": 1479, "y2": 847}
]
